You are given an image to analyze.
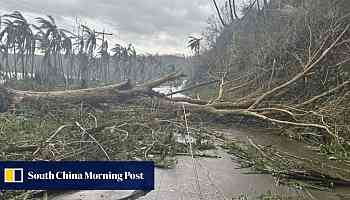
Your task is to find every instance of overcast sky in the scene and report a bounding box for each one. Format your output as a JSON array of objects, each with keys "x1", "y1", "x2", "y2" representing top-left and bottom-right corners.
[{"x1": 0, "y1": 0, "x2": 215, "y2": 55}]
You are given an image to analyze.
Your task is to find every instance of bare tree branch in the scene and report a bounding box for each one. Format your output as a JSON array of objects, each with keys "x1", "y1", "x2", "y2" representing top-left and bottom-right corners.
[{"x1": 212, "y1": 0, "x2": 226, "y2": 26}]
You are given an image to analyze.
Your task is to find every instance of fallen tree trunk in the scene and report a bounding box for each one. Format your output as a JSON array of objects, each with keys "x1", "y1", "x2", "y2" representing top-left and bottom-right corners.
[
  {"x1": 156, "y1": 99, "x2": 336, "y2": 140},
  {"x1": 186, "y1": 104, "x2": 334, "y2": 137},
  {"x1": 0, "y1": 72, "x2": 186, "y2": 112},
  {"x1": 248, "y1": 25, "x2": 350, "y2": 110},
  {"x1": 297, "y1": 80, "x2": 350, "y2": 107},
  {"x1": 168, "y1": 97, "x2": 254, "y2": 109}
]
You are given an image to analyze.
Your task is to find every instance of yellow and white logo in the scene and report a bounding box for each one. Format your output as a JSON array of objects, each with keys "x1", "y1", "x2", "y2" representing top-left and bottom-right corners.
[{"x1": 4, "y1": 168, "x2": 23, "y2": 183}]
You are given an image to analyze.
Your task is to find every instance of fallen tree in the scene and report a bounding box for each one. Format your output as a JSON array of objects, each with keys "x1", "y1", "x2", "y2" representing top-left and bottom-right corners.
[
  {"x1": 0, "y1": 70, "x2": 340, "y2": 142},
  {"x1": 248, "y1": 25, "x2": 350, "y2": 110},
  {"x1": 0, "y1": 72, "x2": 186, "y2": 112}
]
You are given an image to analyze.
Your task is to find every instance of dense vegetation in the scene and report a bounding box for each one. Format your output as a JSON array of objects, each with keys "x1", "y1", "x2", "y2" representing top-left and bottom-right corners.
[
  {"x1": 183, "y1": 0, "x2": 350, "y2": 195},
  {"x1": 189, "y1": 0, "x2": 350, "y2": 150}
]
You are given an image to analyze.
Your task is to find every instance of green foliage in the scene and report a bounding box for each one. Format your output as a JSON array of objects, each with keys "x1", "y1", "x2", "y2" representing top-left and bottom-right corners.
[{"x1": 319, "y1": 142, "x2": 350, "y2": 161}]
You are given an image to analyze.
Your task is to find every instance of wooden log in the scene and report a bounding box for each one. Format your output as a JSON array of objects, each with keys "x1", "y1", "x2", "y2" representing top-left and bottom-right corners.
[{"x1": 1, "y1": 72, "x2": 186, "y2": 112}]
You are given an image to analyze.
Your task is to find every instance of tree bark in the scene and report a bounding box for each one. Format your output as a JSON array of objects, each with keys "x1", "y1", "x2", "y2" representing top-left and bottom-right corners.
[{"x1": 1, "y1": 72, "x2": 185, "y2": 111}]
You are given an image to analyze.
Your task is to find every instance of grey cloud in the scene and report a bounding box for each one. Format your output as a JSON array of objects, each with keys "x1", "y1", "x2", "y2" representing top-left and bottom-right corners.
[{"x1": 0, "y1": 0, "x2": 212, "y2": 54}]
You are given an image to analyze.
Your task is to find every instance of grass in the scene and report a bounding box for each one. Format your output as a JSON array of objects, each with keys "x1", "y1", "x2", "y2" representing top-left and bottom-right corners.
[
  {"x1": 222, "y1": 139, "x2": 350, "y2": 192},
  {"x1": 0, "y1": 98, "x2": 217, "y2": 199},
  {"x1": 233, "y1": 190, "x2": 310, "y2": 200}
]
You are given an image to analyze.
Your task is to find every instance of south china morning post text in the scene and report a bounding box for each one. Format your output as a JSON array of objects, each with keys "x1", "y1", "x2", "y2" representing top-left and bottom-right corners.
[
  {"x1": 0, "y1": 161, "x2": 154, "y2": 190},
  {"x1": 27, "y1": 171, "x2": 144, "y2": 182}
]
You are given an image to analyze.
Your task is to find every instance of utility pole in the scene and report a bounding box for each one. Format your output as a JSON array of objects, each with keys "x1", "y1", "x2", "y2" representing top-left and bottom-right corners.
[
  {"x1": 80, "y1": 25, "x2": 113, "y2": 43},
  {"x1": 95, "y1": 30, "x2": 113, "y2": 82},
  {"x1": 95, "y1": 30, "x2": 113, "y2": 43}
]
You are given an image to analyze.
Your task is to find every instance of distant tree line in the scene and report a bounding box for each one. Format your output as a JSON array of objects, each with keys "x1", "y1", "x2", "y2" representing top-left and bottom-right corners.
[{"x1": 0, "y1": 11, "x2": 184, "y2": 89}]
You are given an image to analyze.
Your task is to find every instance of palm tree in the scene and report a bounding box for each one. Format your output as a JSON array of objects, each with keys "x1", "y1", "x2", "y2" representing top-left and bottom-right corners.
[
  {"x1": 187, "y1": 36, "x2": 202, "y2": 56},
  {"x1": 111, "y1": 43, "x2": 125, "y2": 81},
  {"x1": 0, "y1": 18, "x2": 17, "y2": 79},
  {"x1": 35, "y1": 15, "x2": 71, "y2": 84},
  {"x1": 111, "y1": 43, "x2": 135, "y2": 81},
  {"x1": 81, "y1": 25, "x2": 97, "y2": 56},
  {"x1": 137, "y1": 55, "x2": 147, "y2": 82},
  {"x1": 3, "y1": 11, "x2": 35, "y2": 79},
  {"x1": 80, "y1": 25, "x2": 98, "y2": 87},
  {"x1": 126, "y1": 44, "x2": 137, "y2": 81},
  {"x1": 61, "y1": 33, "x2": 73, "y2": 88},
  {"x1": 98, "y1": 40, "x2": 110, "y2": 81}
]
